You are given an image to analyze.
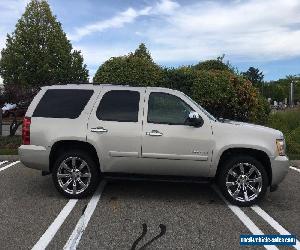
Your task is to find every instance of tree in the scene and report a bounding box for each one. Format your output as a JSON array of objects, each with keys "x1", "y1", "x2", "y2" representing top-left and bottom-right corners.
[
  {"x1": 163, "y1": 66, "x2": 197, "y2": 95},
  {"x1": 191, "y1": 70, "x2": 270, "y2": 123},
  {"x1": 192, "y1": 70, "x2": 257, "y2": 121},
  {"x1": 194, "y1": 55, "x2": 235, "y2": 72},
  {"x1": 134, "y1": 43, "x2": 152, "y2": 61},
  {"x1": 263, "y1": 75, "x2": 300, "y2": 103},
  {"x1": 242, "y1": 67, "x2": 264, "y2": 88},
  {"x1": 0, "y1": 0, "x2": 88, "y2": 86},
  {"x1": 70, "y1": 50, "x2": 89, "y2": 82},
  {"x1": 93, "y1": 43, "x2": 163, "y2": 86},
  {"x1": 94, "y1": 45, "x2": 270, "y2": 124}
]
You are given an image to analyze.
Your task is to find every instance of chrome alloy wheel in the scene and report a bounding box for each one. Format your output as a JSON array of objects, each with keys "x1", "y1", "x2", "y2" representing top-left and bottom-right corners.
[
  {"x1": 57, "y1": 157, "x2": 91, "y2": 195},
  {"x1": 226, "y1": 162, "x2": 263, "y2": 203}
]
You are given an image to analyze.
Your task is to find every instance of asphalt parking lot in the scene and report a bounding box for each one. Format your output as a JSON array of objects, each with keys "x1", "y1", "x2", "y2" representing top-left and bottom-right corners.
[{"x1": 0, "y1": 159, "x2": 299, "y2": 250}]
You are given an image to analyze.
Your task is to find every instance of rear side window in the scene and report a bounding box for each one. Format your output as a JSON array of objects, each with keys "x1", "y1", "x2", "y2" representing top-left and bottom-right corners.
[
  {"x1": 33, "y1": 89, "x2": 93, "y2": 119},
  {"x1": 96, "y1": 90, "x2": 140, "y2": 122}
]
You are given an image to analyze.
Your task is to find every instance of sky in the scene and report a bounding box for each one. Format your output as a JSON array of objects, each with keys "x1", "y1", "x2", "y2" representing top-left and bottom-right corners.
[{"x1": 0, "y1": 0, "x2": 300, "y2": 83}]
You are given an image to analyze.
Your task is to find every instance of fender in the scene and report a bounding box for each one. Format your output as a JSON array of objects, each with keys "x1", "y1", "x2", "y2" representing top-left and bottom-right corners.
[{"x1": 210, "y1": 144, "x2": 272, "y2": 177}]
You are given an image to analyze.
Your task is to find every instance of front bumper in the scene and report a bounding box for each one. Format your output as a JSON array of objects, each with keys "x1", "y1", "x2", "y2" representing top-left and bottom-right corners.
[
  {"x1": 18, "y1": 145, "x2": 50, "y2": 172},
  {"x1": 270, "y1": 155, "x2": 289, "y2": 186}
]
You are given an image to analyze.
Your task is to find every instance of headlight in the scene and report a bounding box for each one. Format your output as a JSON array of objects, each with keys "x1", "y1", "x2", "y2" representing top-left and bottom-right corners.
[{"x1": 276, "y1": 139, "x2": 286, "y2": 156}]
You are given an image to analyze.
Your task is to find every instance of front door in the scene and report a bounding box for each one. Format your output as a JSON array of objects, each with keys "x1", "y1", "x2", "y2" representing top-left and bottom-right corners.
[{"x1": 141, "y1": 90, "x2": 214, "y2": 177}]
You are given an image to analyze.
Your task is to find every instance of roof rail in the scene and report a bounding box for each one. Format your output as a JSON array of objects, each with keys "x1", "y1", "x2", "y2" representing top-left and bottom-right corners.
[{"x1": 66, "y1": 81, "x2": 90, "y2": 85}]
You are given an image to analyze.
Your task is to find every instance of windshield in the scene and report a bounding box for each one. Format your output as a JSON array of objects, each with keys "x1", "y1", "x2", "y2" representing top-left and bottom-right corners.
[{"x1": 183, "y1": 94, "x2": 218, "y2": 122}]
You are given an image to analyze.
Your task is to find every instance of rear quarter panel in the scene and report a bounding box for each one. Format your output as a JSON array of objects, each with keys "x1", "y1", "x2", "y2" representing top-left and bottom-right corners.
[{"x1": 26, "y1": 86, "x2": 101, "y2": 149}]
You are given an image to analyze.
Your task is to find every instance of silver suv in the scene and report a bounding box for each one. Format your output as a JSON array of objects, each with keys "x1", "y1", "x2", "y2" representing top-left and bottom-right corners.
[{"x1": 19, "y1": 84, "x2": 289, "y2": 206}]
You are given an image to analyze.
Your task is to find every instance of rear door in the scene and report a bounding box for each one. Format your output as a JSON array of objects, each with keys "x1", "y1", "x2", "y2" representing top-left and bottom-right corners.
[
  {"x1": 141, "y1": 89, "x2": 214, "y2": 177},
  {"x1": 87, "y1": 86, "x2": 145, "y2": 173}
]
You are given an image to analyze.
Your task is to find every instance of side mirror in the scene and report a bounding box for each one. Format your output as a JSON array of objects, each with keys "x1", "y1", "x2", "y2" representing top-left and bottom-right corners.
[{"x1": 188, "y1": 111, "x2": 203, "y2": 127}]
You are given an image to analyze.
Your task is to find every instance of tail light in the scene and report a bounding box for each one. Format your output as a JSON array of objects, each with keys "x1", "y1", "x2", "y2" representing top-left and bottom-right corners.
[{"x1": 22, "y1": 117, "x2": 31, "y2": 145}]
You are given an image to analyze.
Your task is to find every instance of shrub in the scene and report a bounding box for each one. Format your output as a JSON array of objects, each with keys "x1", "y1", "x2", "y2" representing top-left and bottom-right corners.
[
  {"x1": 2, "y1": 84, "x2": 39, "y2": 105},
  {"x1": 250, "y1": 96, "x2": 271, "y2": 124},
  {"x1": 190, "y1": 70, "x2": 267, "y2": 122},
  {"x1": 0, "y1": 135, "x2": 22, "y2": 155},
  {"x1": 162, "y1": 66, "x2": 197, "y2": 95},
  {"x1": 93, "y1": 44, "x2": 270, "y2": 124},
  {"x1": 194, "y1": 58, "x2": 234, "y2": 73},
  {"x1": 267, "y1": 108, "x2": 300, "y2": 158},
  {"x1": 0, "y1": 88, "x2": 4, "y2": 107},
  {"x1": 93, "y1": 44, "x2": 164, "y2": 86},
  {"x1": 93, "y1": 55, "x2": 164, "y2": 86},
  {"x1": 287, "y1": 127, "x2": 300, "y2": 156}
]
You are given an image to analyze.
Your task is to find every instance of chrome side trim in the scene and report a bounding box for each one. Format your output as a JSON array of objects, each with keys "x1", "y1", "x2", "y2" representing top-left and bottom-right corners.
[
  {"x1": 142, "y1": 153, "x2": 208, "y2": 161},
  {"x1": 109, "y1": 151, "x2": 139, "y2": 157}
]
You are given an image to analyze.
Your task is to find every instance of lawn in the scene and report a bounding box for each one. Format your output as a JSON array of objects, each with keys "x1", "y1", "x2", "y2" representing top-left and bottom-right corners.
[
  {"x1": 0, "y1": 135, "x2": 21, "y2": 155},
  {"x1": 267, "y1": 107, "x2": 300, "y2": 160}
]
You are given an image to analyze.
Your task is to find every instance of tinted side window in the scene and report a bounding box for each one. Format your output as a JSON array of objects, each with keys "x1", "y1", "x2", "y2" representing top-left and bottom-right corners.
[
  {"x1": 33, "y1": 89, "x2": 93, "y2": 119},
  {"x1": 96, "y1": 90, "x2": 140, "y2": 122},
  {"x1": 148, "y1": 92, "x2": 193, "y2": 125}
]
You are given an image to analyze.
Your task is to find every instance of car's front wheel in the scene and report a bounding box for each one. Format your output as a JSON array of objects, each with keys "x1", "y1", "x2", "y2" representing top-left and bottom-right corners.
[
  {"x1": 52, "y1": 150, "x2": 100, "y2": 198},
  {"x1": 217, "y1": 155, "x2": 268, "y2": 206}
]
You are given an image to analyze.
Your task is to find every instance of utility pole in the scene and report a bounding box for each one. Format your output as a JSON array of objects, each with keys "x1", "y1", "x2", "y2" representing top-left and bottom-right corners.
[{"x1": 290, "y1": 81, "x2": 294, "y2": 107}]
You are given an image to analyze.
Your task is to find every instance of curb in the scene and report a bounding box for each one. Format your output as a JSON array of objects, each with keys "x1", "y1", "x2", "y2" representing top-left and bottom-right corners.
[
  {"x1": 0, "y1": 155, "x2": 20, "y2": 161},
  {"x1": 290, "y1": 160, "x2": 300, "y2": 167}
]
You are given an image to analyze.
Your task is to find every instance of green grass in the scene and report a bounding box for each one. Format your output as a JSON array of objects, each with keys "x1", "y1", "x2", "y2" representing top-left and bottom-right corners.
[
  {"x1": 0, "y1": 135, "x2": 21, "y2": 155},
  {"x1": 267, "y1": 108, "x2": 300, "y2": 160}
]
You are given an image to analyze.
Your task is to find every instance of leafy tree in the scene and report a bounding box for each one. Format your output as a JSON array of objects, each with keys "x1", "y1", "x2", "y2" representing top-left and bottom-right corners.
[
  {"x1": 163, "y1": 66, "x2": 197, "y2": 95},
  {"x1": 263, "y1": 75, "x2": 300, "y2": 103},
  {"x1": 253, "y1": 96, "x2": 271, "y2": 124},
  {"x1": 0, "y1": 0, "x2": 88, "y2": 86},
  {"x1": 93, "y1": 43, "x2": 163, "y2": 86},
  {"x1": 2, "y1": 84, "x2": 39, "y2": 105},
  {"x1": 163, "y1": 65, "x2": 270, "y2": 123},
  {"x1": 0, "y1": 88, "x2": 5, "y2": 107},
  {"x1": 264, "y1": 83, "x2": 286, "y2": 102},
  {"x1": 242, "y1": 67, "x2": 264, "y2": 88},
  {"x1": 133, "y1": 43, "x2": 152, "y2": 61},
  {"x1": 93, "y1": 45, "x2": 270, "y2": 123},
  {"x1": 286, "y1": 75, "x2": 300, "y2": 103},
  {"x1": 191, "y1": 70, "x2": 269, "y2": 123},
  {"x1": 194, "y1": 55, "x2": 234, "y2": 72},
  {"x1": 70, "y1": 50, "x2": 89, "y2": 82}
]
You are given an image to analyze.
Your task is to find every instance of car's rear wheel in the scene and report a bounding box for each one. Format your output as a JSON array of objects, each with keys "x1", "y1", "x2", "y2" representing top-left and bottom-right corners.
[
  {"x1": 52, "y1": 150, "x2": 100, "y2": 198},
  {"x1": 217, "y1": 155, "x2": 268, "y2": 206}
]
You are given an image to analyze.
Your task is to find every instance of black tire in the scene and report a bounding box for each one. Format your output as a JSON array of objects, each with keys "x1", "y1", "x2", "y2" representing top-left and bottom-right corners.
[
  {"x1": 217, "y1": 155, "x2": 268, "y2": 207},
  {"x1": 52, "y1": 149, "x2": 101, "y2": 199}
]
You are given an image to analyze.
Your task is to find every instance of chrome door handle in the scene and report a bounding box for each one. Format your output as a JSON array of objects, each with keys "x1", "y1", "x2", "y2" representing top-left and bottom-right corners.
[
  {"x1": 91, "y1": 127, "x2": 108, "y2": 133},
  {"x1": 146, "y1": 130, "x2": 163, "y2": 136}
]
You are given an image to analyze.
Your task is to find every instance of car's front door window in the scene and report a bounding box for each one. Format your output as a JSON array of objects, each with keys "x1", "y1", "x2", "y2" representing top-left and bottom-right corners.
[{"x1": 147, "y1": 92, "x2": 193, "y2": 125}]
